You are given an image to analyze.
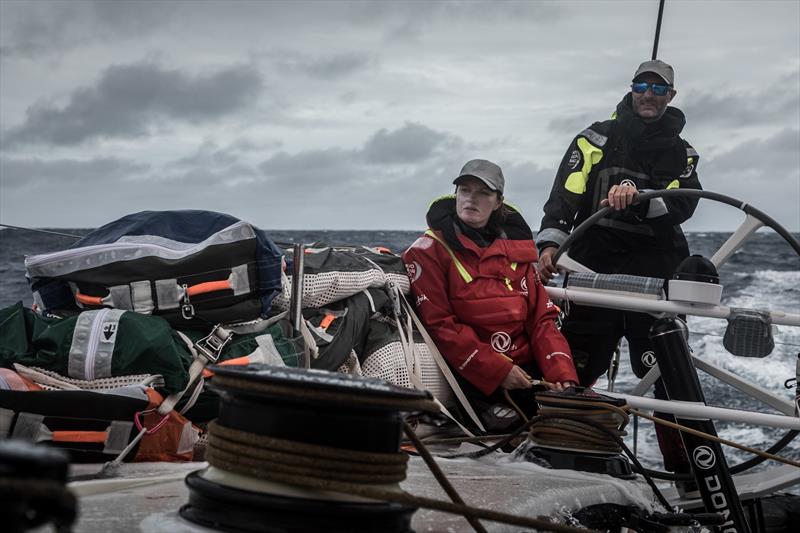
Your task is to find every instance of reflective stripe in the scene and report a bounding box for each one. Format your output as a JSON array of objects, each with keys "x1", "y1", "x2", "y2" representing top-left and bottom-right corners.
[
  {"x1": 229, "y1": 264, "x2": 250, "y2": 296},
  {"x1": 646, "y1": 197, "x2": 669, "y2": 218},
  {"x1": 68, "y1": 309, "x2": 125, "y2": 381},
  {"x1": 424, "y1": 230, "x2": 474, "y2": 283},
  {"x1": 155, "y1": 279, "x2": 180, "y2": 310},
  {"x1": 131, "y1": 280, "x2": 154, "y2": 313},
  {"x1": 535, "y1": 227, "x2": 570, "y2": 247},
  {"x1": 666, "y1": 179, "x2": 680, "y2": 189},
  {"x1": 579, "y1": 128, "x2": 608, "y2": 147},
  {"x1": 109, "y1": 285, "x2": 133, "y2": 310},
  {"x1": 565, "y1": 137, "x2": 604, "y2": 194},
  {"x1": 104, "y1": 421, "x2": 134, "y2": 454},
  {"x1": 26, "y1": 220, "x2": 257, "y2": 278},
  {"x1": 11, "y1": 412, "x2": 43, "y2": 439}
]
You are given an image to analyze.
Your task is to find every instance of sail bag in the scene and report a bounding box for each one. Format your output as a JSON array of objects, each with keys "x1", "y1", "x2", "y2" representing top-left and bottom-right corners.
[{"x1": 25, "y1": 210, "x2": 284, "y2": 329}]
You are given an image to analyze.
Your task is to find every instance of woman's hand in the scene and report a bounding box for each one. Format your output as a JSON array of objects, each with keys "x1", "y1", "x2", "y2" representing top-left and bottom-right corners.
[
  {"x1": 501, "y1": 366, "x2": 534, "y2": 390},
  {"x1": 546, "y1": 380, "x2": 578, "y2": 392}
]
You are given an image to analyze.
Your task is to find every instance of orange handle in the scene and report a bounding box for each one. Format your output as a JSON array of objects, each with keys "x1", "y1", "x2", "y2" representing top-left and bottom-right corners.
[
  {"x1": 187, "y1": 280, "x2": 232, "y2": 297},
  {"x1": 202, "y1": 355, "x2": 251, "y2": 378},
  {"x1": 319, "y1": 313, "x2": 336, "y2": 330},
  {"x1": 75, "y1": 292, "x2": 105, "y2": 306},
  {"x1": 51, "y1": 430, "x2": 107, "y2": 443}
]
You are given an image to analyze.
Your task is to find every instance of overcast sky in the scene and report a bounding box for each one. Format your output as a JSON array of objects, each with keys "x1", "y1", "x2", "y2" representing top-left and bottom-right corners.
[{"x1": 1, "y1": 0, "x2": 798, "y2": 232}]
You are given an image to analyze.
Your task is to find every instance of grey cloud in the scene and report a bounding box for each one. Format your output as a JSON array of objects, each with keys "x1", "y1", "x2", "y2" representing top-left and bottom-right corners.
[
  {"x1": 259, "y1": 122, "x2": 454, "y2": 186},
  {"x1": 363, "y1": 122, "x2": 448, "y2": 164},
  {"x1": 0, "y1": 156, "x2": 149, "y2": 189},
  {"x1": 264, "y1": 50, "x2": 374, "y2": 80},
  {"x1": 689, "y1": 128, "x2": 800, "y2": 231},
  {"x1": 0, "y1": 1, "x2": 176, "y2": 59},
  {"x1": 161, "y1": 164, "x2": 260, "y2": 187},
  {"x1": 259, "y1": 148, "x2": 358, "y2": 188},
  {"x1": 681, "y1": 73, "x2": 799, "y2": 128},
  {"x1": 703, "y1": 128, "x2": 799, "y2": 177},
  {"x1": 3, "y1": 63, "x2": 263, "y2": 147},
  {"x1": 170, "y1": 138, "x2": 281, "y2": 169},
  {"x1": 547, "y1": 111, "x2": 602, "y2": 135}
]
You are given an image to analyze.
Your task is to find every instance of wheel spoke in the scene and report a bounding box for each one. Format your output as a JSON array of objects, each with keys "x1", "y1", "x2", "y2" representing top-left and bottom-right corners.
[{"x1": 709, "y1": 214, "x2": 764, "y2": 269}]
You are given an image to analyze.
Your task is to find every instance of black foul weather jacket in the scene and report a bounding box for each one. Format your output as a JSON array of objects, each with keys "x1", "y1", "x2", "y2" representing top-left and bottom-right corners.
[{"x1": 536, "y1": 94, "x2": 702, "y2": 279}]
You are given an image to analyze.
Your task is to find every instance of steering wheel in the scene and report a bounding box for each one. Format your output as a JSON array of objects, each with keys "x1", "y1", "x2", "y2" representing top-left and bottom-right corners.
[
  {"x1": 553, "y1": 189, "x2": 800, "y2": 272},
  {"x1": 546, "y1": 188, "x2": 800, "y2": 478}
]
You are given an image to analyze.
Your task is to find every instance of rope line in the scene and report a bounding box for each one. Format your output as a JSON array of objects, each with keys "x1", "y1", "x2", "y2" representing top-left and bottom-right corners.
[
  {"x1": 403, "y1": 422, "x2": 487, "y2": 533},
  {"x1": 204, "y1": 418, "x2": 598, "y2": 533},
  {"x1": 629, "y1": 408, "x2": 800, "y2": 468}
]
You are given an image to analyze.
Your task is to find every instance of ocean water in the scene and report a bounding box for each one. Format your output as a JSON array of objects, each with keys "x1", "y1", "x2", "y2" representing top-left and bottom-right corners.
[{"x1": 1, "y1": 227, "x2": 798, "y2": 472}]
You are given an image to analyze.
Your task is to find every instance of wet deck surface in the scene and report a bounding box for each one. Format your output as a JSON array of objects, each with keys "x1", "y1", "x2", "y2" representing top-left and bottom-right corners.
[{"x1": 60, "y1": 453, "x2": 658, "y2": 532}]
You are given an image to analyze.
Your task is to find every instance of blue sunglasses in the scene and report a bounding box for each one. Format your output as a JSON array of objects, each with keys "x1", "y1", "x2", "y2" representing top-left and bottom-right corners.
[{"x1": 631, "y1": 82, "x2": 671, "y2": 96}]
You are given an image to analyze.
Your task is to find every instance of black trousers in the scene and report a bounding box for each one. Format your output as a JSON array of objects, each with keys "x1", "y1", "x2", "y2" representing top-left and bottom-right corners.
[
  {"x1": 561, "y1": 303, "x2": 690, "y2": 472},
  {"x1": 451, "y1": 362, "x2": 543, "y2": 433}
]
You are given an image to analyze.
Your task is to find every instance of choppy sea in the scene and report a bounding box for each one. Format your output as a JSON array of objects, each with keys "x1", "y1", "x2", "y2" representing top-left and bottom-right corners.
[{"x1": 1, "y1": 227, "x2": 798, "y2": 472}]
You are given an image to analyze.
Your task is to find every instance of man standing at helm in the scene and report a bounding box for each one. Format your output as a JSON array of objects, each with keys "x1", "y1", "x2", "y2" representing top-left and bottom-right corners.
[{"x1": 536, "y1": 60, "x2": 702, "y2": 475}]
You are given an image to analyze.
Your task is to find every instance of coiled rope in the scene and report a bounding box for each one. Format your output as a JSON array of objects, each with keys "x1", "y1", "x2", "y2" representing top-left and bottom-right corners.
[{"x1": 205, "y1": 374, "x2": 598, "y2": 533}]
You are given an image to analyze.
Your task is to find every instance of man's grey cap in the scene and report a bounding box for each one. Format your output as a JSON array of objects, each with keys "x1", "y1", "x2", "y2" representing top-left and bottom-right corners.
[
  {"x1": 633, "y1": 59, "x2": 675, "y2": 86},
  {"x1": 453, "y1": 159, "x2": 505, "y2": 194}
]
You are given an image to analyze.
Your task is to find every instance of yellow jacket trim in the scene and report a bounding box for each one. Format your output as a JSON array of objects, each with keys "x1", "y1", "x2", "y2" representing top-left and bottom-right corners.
[
  {"x1": 565, "y1": 137, "x2": 604, "y2": 195},
  {"x1": 424, "y1": 229, "x2": 474, "y2": 283}
]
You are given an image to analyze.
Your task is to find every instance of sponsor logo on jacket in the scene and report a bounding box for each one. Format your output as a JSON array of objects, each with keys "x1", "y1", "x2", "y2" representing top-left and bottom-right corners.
[
  {"x1": 416, "y1": 293, "x2": 429, "y2": 306},
  {"x1": 459, "y1": 349, "x2": 478, "y2": 371},
  {"x1": 546, "y1": 351, "x2": 572, "y2": 361},
  {"x1": 568, "y1": 149, "x2": 582, "y2": 169},
  {"x1": 520, "y1": 277, "x2": 528, "y2": 296},
  {"x1": 406, "y1": 261, "x2": 422, "y2": 283},
  {"x1": 491, "y1": 331, "x2": 516, "y2": 353}
]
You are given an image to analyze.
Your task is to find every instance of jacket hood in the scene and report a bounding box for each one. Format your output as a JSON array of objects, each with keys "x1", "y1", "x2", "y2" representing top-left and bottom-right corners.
[
  {"x1": 426, "y1": 196, "x2": 533, "y2": 252},
  {"x1": 616, "y1": 93, "x2": 686, "y2": 152}
]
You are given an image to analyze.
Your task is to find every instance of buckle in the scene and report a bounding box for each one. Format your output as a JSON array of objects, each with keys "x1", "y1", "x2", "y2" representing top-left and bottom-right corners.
[
  {"x1": 181, "y1": 283, "x2": 195, "y2": 320},
  {"x1": 194, "y1": 324, "x2": 233, "y2": 364}
]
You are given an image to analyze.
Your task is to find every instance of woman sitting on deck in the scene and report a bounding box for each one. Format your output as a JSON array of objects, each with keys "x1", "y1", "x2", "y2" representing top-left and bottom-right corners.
[{"x1": 402, "y1": 159, "x2": 578, "y2": 432}]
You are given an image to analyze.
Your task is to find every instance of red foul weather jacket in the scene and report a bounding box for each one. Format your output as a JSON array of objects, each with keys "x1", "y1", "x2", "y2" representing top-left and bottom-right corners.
[{"x1": 402, "y1": 197, "x2": 577, "y2": 396}]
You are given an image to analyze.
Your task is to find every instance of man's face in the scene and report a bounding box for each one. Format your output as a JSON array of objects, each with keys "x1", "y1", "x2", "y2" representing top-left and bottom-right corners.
[{"x1": 631, "y1": 73, "x2": 676, "y2": 123}]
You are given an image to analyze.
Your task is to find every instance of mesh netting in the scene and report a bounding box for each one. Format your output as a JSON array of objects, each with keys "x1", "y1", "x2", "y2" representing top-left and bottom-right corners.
[
  {"x1": 723, "y1": 308, "x2": 775, "y2": 358},
  {"x1": 15, "y1": 365, "x2": 161, "y2": 391},
  {"x1": 273, "y1": 272, "x2": 409, "y2": 311},
  {"x1": 361, "y1": 342, "x2": 453, "y2": 407},
  {"x1": 335, "y1": 350, "x2": 363, "y2": 375}
]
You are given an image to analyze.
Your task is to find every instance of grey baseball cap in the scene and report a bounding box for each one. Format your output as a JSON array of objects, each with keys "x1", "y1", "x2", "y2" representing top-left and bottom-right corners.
[
  {"x1": 632, "y1": 59, "x2": 675, "y2": 86},
  {"x1": 453, "y1": 159, "x2": 504, "y2": 194}
]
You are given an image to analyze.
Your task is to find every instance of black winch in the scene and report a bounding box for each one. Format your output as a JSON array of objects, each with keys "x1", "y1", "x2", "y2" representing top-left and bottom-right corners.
[
  {"x1": 523, "y1": 386, "x2": 636, "y2": 479},
  {"x1": 180, "y1": 364, "x2": 438, "y2": 533},
  {"x1": 0, "y1": 439, "x2": 76, "y2": 533}
]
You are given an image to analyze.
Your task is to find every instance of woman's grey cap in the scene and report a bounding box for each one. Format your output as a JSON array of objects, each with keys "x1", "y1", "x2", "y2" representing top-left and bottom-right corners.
[
  {"x1": 633, "y1": 59, "x2": 675, "y2": 86},
  {"x1": 453, "y1": 159, "x2": 505, "y2": 194}
]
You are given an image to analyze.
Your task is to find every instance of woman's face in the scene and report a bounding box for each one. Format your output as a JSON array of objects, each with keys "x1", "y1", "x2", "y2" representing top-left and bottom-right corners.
[{"x1": 455, "y1": 177, "x2": 502, "y2": 229}]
